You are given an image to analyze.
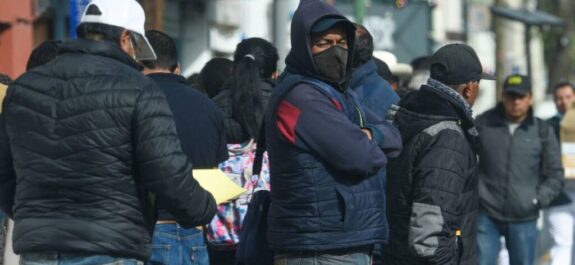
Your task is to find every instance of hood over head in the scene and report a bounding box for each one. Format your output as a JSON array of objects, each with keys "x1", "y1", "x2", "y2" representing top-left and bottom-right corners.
[{"x1": 285, "y1": 0, "x2": 356, "y2": 89}]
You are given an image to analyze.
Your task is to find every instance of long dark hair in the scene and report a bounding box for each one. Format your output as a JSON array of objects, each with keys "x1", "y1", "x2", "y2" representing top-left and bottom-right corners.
[{"x1": 231, "y1": 38, "x2": 278, "y2": 140}]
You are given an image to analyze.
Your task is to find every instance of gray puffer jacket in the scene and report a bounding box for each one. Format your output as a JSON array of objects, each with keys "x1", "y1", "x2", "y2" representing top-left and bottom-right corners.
[{"x1": 476, "y1": 104, "x2": 564, "y2": 221}]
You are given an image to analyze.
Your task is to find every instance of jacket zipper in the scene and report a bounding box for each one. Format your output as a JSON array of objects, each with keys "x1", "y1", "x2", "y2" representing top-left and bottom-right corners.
[{"x1": 503, "y1": 128, "x2": 513, "y2": 214}]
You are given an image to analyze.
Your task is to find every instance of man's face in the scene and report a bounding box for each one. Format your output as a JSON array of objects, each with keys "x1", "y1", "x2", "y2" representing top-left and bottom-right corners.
[
  {"x1": 502, "y1": 92, "x2": 533, "y2": 122},
  {"x1": 310, "y1": 26, "x2": 348, "y2": 55},
  {"x1": 554, "y1": 85, "x2": 575, "y2": 114}
]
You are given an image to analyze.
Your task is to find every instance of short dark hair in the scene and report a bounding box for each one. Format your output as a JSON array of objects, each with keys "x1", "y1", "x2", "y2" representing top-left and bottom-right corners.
[
  {"x1": 76, "y1": 23, "x2": 124, "y2": 44},
  {"x1": 353, "y1": 24, "x2": 374, "y2": 68},
  {"x1": 26, "y1": 40, "x2": 62, "y2": 70},
  {"x1": 141, "y1": 30, "x2": 179, "y2": 72},
  {"x1": 0, "y1": 73, "x2": 12, "y2": 86},
  {"x1": 201, "y1": 58, "x2": 233, "y2": 98},
  {"x1": 553, "y1": 81, "x2": 575, "y2": 95}
]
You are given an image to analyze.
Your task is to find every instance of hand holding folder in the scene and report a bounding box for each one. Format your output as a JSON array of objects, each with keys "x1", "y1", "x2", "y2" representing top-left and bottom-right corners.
[{"x1": 193, "y1": 169, "x2": 246, "y2": 204}]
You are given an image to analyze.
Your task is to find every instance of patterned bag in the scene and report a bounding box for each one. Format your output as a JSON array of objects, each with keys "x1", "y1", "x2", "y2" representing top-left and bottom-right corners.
[{"x1": 204, "y1": 140, "x2": 270, "y2": 248}]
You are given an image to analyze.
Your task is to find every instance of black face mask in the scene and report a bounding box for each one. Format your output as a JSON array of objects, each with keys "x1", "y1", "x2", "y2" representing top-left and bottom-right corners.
[{"x1": 313, "y1": 46, "x2": 348, "y2": 81}]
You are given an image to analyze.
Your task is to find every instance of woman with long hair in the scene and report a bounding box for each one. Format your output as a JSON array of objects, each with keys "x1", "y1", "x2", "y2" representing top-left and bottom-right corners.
[
  {"x1": 214, "y1": 37, "x2": 279, "y2": 143},
  {"x1": 208, "y1": 38, "x2": 278, "y2": 265}
]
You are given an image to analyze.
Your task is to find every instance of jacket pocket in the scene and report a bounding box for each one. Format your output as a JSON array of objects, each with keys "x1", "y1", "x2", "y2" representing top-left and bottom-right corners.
[{"x1": 335, "y1": 186, "x2": 357, "y2": 231}]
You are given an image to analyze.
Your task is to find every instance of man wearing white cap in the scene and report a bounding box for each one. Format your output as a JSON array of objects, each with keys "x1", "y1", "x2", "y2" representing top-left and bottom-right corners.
[{"x1": 0, "y1": 0, "x2": 216, "y2": 264}]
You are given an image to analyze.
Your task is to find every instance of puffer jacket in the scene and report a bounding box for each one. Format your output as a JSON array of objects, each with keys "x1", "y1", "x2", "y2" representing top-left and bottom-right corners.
[
  {"x1": 382, "y1": 84, "x2": 478, "y2": 265},
  {"x1": 476, "y1": 104, "x2": 564, "y2": 221},
  {"x1": 0, "y1": 39, "x2": 216, "y2": 260}
]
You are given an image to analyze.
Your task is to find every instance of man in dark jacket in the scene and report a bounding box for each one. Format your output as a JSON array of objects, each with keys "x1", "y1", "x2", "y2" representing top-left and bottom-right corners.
[
  {"x1": 0, "y1": 1, "x2": 216, "y2": 264},
  {"x1": 350, "y1": 24, "x2": 399, "y2": 118},
  {"x1": 265, "y1": 1, "x2": 402, "y2": 264},
  {"x1": 382, "y1": 43, "x2": 490, "y2": 265},
  {"x1": 141, "y1": 30, "x2": 228, "y2": 265},
  {"x1": 476, "y1": 74, "x2": 564, "y2": 265}
]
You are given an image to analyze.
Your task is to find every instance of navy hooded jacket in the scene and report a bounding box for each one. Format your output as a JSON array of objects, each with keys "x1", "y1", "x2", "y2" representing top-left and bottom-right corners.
[
  {"x1": 350, "y1": 59, "x2": 399, "y2": 118},
  {"x1": 265, "y1": 0, "x2": 402, "y2": 253}
]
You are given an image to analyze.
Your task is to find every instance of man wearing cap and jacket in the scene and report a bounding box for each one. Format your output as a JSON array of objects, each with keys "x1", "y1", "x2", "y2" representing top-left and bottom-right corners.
[
  {"x1": 476, "y1": 74, "x2": 564, "y2": 265},
  {"x1": 382, "y1": 43, "x2": 491, "y2": 265},
  {"x1": 265, "y1": 0, "x2": 402, "y2": 264},
  {"x1": 0, "y1": 0, "x2": 216, "y2": 264}
]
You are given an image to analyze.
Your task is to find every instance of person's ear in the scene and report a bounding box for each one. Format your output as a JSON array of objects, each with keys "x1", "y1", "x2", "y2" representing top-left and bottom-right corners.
[
  {"x1": 173, "y1": 64, "x2": 181, "y2": 75},
  {"x1": 119, "y1": 30, "x2": 135, "y2": 59},
  {"x1": 271, "y1": 70, "x2": 280, "y2": 80}
]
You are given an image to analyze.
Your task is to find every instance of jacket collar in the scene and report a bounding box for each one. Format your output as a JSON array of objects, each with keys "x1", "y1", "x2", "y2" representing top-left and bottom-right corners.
[
  {"x1": 60, "y1": 39, "x2": 143, "y2": 71},
  {"x1": 147, "y1": 72, "x2": 186, "y2": 85},
  {"x1": 490, "y1": 103, "x2": 535, "y2": 128}
]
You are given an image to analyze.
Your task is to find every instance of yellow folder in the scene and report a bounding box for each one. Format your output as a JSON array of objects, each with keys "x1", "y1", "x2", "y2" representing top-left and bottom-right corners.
[{"x1": 193, "y1": 169, "x2": 246, "y2": 204}]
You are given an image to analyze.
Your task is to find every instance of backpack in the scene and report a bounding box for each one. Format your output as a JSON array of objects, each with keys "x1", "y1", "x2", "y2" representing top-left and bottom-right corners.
[{"x1": 204, "y1": 140, "x2": 270, "y2": 249}]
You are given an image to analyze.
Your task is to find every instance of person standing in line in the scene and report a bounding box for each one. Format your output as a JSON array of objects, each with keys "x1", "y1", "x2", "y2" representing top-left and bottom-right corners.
[
  {"x1": 265, "y1": 0, "x2": 402, "y2": 264},
  {"x1": 0, "y1": 1, "x2": 216, "y2": 264},
  {"x1": 209, "y1": 37, "x2": 278, "y2": 265},
  {"x1": 349, "y1": 24, "x2": 399, "y2": 118},
  {"x1": 545, "y1": 81, "x2": 575, "y2": 265},
  {"x1": 141, "y1": 29, "x2": 229, "y2": 265},
  {"x1": 476, "y1": 74, "x2": 564, "y2": 265},
  {"x1": 382, "y1": 43, "x2": 490, "y2": 265}
]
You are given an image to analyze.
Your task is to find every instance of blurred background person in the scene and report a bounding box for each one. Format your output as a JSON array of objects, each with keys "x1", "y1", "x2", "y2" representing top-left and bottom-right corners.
[
  {"x1": 141, "y1": 29, "x2": 228, "y2": 265},
  {"x1": 350, "y1": 23, "x2": 399, "y2": 118},
  {"x1": 545, "y1": 81, "x2": 575, "y2": 265},
  {"x1": 201, "y1": 58, "x2": 234, "y2": 99}
]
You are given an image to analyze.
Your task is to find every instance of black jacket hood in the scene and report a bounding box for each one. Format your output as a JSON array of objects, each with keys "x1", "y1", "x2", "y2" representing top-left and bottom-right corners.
[
  {"x1": 392, "y1": 85, "x2": 477, "y2": 149},
  {"x1": 285, "y1": 0, "x2": 356, "y2": 89}
]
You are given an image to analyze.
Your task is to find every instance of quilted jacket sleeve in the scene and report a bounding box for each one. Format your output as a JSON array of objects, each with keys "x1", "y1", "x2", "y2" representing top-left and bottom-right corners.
[
  {"x1": 537, "y1": 121, "x2": 564, "y2": 208},
  {"x1": 408, "y1": 127, "x2": 472, "y2": 265},
  {"x1": 0, "y1": 115, "x2": 15, "y2": 218},
  {"x1": 133, "y1": 83, "x2": 216, "y2": 228}
]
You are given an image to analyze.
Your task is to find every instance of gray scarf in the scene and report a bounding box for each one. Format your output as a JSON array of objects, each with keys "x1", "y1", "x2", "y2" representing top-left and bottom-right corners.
[{"x1": 426, "y1": 78, "x2": 473, "y2": 117}]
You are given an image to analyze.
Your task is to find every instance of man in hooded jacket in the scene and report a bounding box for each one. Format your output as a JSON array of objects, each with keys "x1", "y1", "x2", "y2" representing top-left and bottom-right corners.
[
  {"x1": 264, "y1": 1, "x2": 402, "y2": 264},
  {"x1": 382, "y1": 43, "x2": 492, "y2": 265}
]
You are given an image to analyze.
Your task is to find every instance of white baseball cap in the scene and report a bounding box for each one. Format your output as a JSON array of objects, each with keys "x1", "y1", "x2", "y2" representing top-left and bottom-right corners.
[
  {"x1": 373, "y1": 50, "x2": 413, "y2": 77},
  {"x1": 79, "y1": 0, "x2": 157, "y2": 61}
]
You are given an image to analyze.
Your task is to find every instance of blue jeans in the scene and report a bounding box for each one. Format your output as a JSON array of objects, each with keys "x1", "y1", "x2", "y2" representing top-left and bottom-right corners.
[
  {"x1": 147, "y1": 224, "x2": 208, "y2": 265},
  {"x1": 20, "y1": 252, "x2": 142, "y2": 265},
  {"x1": 274, "y1": 249, "x2": 372, "y2": 265},
  {"x1": 477, "y1": 212, "x2": 537, "y2": 265}
]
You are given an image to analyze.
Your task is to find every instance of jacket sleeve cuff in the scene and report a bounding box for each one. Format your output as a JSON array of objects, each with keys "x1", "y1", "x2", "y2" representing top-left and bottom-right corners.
[{"x1": 363, "y1": 125, "x2": 385, "y2": 148}]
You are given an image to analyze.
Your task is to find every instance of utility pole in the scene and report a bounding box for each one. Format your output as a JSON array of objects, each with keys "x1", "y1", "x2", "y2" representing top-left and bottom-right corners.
[
  {"x1": 354, "y1": 0, "x2": 365, "y2": 24},
  {"x1": 494, "y1": 0, "x2": 506, "y2": 99},
  {"x1": 273, "y1": 0, "x2": 291, "y2": 71},
  {"x1": 494, "y1": 0, "x2": 525, "y2": 100}
]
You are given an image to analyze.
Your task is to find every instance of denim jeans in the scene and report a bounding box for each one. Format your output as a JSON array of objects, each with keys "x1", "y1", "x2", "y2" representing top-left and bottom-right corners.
[
  {"x1": 147, "y1": 224, "x2": 208, "y2": 265},
  {"x1": 477, "y1": 212, "x2": 537, "y2": 265},
  {"x1": 20, "y1": 252, "x2": 142, "y2": 265},
  {"x1": 274, "y1": 249, "x2": 372, "y2": 265}
]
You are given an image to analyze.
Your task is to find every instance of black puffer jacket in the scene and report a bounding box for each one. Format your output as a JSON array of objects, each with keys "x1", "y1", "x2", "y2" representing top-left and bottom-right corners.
[
  {"x1": 382, "y1": 85, "x2": 478, "y2": 265},
  {"x1": 213, "y1": 79, "x2": 273, "y2": 143},
  {"x1": 0, "y1": 39, "x2": 216, "y2": 260}
]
